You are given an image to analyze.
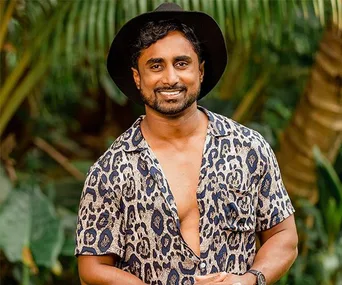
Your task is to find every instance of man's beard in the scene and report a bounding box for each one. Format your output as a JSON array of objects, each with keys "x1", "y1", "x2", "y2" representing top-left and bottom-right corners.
[{"x1": 140, "y1": 85, "x2": 200, "y2": 115}]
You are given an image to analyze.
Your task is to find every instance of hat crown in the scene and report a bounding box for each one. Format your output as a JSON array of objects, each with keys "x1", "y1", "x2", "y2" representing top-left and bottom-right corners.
[{"x1": 154, "y1": 2, "x2": 183, "y2": 12}]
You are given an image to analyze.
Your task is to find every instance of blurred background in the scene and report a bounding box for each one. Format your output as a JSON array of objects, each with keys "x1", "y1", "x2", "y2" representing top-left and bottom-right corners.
[{"x1": 0, "y1": 0, "x2": 341, "y2": 284}]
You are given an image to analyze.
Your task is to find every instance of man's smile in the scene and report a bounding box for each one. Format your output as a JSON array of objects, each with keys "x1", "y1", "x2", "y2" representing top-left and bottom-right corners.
[
  {"x1": 157, "y1": 89, "x2": 185, "y2": 97},
  {"x1": 159, "y1": 90, "x2": 182, "y2": 95},
  {"x1": 154, "y1": 86, "x2": 187, "y2": 100}
]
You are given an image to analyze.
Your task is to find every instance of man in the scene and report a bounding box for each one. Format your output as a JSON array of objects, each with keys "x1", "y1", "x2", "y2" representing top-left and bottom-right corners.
[{"x1": 75, "y1": 3, "x2": 298, "y2": 285}]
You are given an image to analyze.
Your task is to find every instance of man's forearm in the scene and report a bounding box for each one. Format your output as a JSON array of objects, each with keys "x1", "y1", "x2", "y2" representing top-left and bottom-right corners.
[
  {"x1": 81, "y1": 266, "x2": 145, "y2": 285},
  {"x1": 249, "y1": 216, "x2": 298, "y2": 284},
  {"x1": 78, "y1": 256, "x2": 146, "y2": 285}
]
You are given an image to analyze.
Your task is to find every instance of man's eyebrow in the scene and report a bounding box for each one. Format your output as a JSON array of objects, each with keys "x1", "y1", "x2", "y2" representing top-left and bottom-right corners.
[
  {"x1": 145, "y1": 58, "x2": 164, "y2": 66},
  {"x1": 174, "y1": 55, "x2": 192, "y2": 62}
]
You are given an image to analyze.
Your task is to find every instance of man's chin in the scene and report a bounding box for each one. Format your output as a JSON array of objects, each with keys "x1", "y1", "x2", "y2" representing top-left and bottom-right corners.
[
  {"x1": 141, "y1": 91, "x2": 199, "y2": 115},
  {"x1": 153, "y1": 99, "x2": 195, "y2": 115}
]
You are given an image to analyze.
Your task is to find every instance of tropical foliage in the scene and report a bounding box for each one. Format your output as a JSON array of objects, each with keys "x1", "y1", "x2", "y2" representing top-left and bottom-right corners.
[{"x1": 0, "y1": 0, "x2": 341, "y2": 284}]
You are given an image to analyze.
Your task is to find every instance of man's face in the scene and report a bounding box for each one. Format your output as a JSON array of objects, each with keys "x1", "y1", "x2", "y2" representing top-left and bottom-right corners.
[{"x1": 132, "y1": 31, "x2": 205, "y2": 115}]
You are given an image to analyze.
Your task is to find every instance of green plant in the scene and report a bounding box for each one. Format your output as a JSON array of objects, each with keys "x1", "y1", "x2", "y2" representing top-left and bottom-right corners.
[
  {"x1": 278, "y1": 147, "x2": 342, "y2": 285},
  {"x1": 0, "y1": 184, "x2": 63, "y2": 284}
]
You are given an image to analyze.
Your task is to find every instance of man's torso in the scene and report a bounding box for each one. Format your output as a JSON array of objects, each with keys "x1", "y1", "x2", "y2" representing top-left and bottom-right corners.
[{"x1": 75, "y1": 107, "x2": 295, "y2": 285}]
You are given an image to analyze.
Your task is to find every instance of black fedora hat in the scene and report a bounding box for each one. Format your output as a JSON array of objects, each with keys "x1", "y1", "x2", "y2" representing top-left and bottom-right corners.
[{"x1": 107, "y1": 2, "x2": 227, "y2": 105}]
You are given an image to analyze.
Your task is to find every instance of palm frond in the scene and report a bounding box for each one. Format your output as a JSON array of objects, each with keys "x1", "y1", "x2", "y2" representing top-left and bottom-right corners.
[{"x1": 1, "y1": 0, "x2": 341, "y2": 137}]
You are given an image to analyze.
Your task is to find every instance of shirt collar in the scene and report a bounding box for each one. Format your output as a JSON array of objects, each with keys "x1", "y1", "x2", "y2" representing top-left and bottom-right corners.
[
  {"x1": 198, "y1": 106, "x2": 232, "y2": 138},
  {"x1": 120, "y1": 106, "x2": 231, "y2": 153}
]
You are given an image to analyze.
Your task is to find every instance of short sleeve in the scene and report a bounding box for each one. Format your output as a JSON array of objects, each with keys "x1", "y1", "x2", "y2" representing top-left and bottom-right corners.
[
  {"x1": 75, "y1": 165, "x2": 126, "y2": 257},
  {"x1": 256, "y1": 141, "x2": 295, "y2": 232}
]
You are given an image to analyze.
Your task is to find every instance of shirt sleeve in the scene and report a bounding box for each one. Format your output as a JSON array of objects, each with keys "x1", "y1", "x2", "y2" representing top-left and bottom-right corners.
[
  {"x1": 256, "y1": 141, "x2": 295, "y2": 232},
  {"x1": 75, "y1": 165, "x2": 126, "y2": 257}
]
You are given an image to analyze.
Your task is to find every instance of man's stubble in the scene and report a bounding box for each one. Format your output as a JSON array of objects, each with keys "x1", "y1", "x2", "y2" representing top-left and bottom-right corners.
[{"x1": 139, "y1": 86, "x2": 201, "y2": 116}]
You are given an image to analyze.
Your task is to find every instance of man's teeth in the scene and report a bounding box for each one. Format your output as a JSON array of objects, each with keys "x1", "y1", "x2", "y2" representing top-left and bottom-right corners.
[{"x1": 159, "y1": 90, "x2": 181, "y2": 95}]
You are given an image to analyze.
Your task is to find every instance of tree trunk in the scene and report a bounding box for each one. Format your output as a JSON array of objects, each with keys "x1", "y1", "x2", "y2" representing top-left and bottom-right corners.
[{"x1": 277, "y1": 25, "x2": 342, "y2": 203}]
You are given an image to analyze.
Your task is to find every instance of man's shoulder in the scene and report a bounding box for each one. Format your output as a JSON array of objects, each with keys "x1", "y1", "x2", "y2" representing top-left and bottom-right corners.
[
  {"x1": 86, "y1": 117, "x2": 144, "y2": 176},
  {"x1": 207, "y1": 108, "x2": 269, "y2": 148}
]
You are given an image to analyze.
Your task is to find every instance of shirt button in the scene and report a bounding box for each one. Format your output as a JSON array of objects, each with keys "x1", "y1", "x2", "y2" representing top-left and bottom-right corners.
[{"x1": 200, "y1": 262, "x2": 206, "y2": 270}]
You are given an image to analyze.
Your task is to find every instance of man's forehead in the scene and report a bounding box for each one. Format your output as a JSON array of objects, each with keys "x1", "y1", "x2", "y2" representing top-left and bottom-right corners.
[{"x1": 138, "y1": 31, "x2": 198, "y2": 62}]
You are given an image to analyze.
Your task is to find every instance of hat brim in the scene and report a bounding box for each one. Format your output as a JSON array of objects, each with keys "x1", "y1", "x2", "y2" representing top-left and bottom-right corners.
[{"x1": 107, "y1": 10, "x2": 227, "y2": 105}]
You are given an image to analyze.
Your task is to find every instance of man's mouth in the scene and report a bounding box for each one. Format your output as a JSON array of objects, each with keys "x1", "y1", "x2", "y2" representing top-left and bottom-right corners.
[
  {"x1": 155, "y1": 88, "x2": 186, "y2": 98},
  {"x1": 158, "y1": 90, "x2": 183, "y2": 96}
]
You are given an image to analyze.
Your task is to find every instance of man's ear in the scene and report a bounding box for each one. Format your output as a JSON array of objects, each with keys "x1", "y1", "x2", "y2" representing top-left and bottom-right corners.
[
  {"x1": 131, "y1": 67, "x2": 141, "y2": 89},
  {"x1": 199, "y1": 61, "x2": 205, "y2": 83}
]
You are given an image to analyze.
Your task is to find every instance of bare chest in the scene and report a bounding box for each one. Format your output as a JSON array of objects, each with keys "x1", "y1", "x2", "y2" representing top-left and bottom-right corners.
[{"x1": 154, "y1": 147, "x2": 203, "y2": 221}]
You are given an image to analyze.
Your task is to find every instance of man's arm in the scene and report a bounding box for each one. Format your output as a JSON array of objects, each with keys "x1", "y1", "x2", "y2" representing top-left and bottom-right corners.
[
  {"x1": 195, "y1": 214, "x2": 298, "y2": 285},
  {"x1": 78, "y1": 255, "x2": 146, "y2": 285},
  {"x1": 247, "y1": 214, "x2": 298, "y2": 284}
]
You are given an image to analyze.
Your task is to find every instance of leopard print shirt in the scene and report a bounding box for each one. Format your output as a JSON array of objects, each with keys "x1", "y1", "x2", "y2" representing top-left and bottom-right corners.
[{"x1": 75, "y1": 107, "x2": 295, "y2": 285}]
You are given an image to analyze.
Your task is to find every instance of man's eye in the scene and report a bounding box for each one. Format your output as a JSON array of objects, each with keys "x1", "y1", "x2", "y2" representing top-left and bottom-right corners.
[
  {"x1": 176, "y1": 62, "x2": 188, "y2": 68},
  {"x1": 151, "y1": 64, "x2": 161, "y2": 70}
]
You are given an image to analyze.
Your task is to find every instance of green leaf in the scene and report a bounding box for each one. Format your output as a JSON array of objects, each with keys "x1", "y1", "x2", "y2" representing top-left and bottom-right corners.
[
  {"x1": 327, "y1": 199, "x2": 342, "y2": 243},
  {"x1": 0, "y1": 188, "x2": 64, "y2": 268},
  {"x1": 241, "y1": 1, "x2": 251, "y2": 45},
  {"x1": 107, "y1": 0, "x2": 116, "y2": 47},
  {"x1": 125, "y1": 0, "x2": 137, "y2": 22},
  {"x1": 51, "y1": 9, "x2": 65, "y2": 65},
  {"x1": 208, "y1": 0, "x2": 215, "y2": 16},
  {"x1": 57, "y1": 207, "x2": 78, "y2": 257},
  {"x1": 301, "y1": 0, "x2": 309, "y2": 19},
  {"x1": 337, "y1": 0, "x2": 342, "y2": 32},
  {"x1": 61, "y1": 237, "x2": 76, "y2": 257},
  {"x1": 232, "y1": 0, "x2": 240, "y2": 41},
  {"x1": 30, "y1": 189, "x2": 64, "y2": 267},
  {"x1": 201, "y1": 0, "x2": 209, "y2": 14},
  {"x1": 116, "y1": 0, "x2": 126, "y2": 31},
  {"x1": 274, "y1": 0, "x2": 283, "y2": 48},
  {"x1": 65, "y1": 1, "x2": 80, "y2": 72},
  {"x1": 214, "y1": 0, "x2": 226, "y2": 38},
  {"x1": 50, "y1": 178, "x2": 84, "y2": 211},
  {"x1": 97, "y1": 0, "x2": 107, "y2": 57},
  {"x1": 190, "y1": 0, "x2": 200, "y2": 11},
  {"x1": 0, "y1": 190, "x2": 30, "y2": 262},
  {"x1": 313, "y1": 0, "x2": 320, "y2": 19},
  {"x1": 314, "y1": 146, "x2": 342, "y2": 205},
  {"x1": 224, "y1": 0, "x2": 235, "y2": 41},
  {"x1": 262, "y1": 0, "x2": 270, "y2": 36},
  {"x1": 100, "y1": 70, "x2": 127, "y2": 105},
  {"x1": 317, "y1": 0, "x2": 325, "y2": 25},
  {"x1": 0, "y1": 56, "x2": 51, "y2": 136},
  {"x1": 78, "y1": 0, "x2": 92, "y2": 61},
  {"x1": 0, "y1": 165, "x2": 11, "y2": 205},
  {"x1": 88, "y1": 0, "x2": 98, "y2": 58},
  {"x1": 313, "y1": 146, "x2": 342, "y2": 241},
  {"x1": 138, "y1": 0, "x2": 148, "y2": 13}
]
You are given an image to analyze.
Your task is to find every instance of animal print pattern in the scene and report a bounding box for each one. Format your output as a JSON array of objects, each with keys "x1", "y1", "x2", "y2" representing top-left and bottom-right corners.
[{"x1": 75, "y1": 106, "x2": 295, "y2": 284}]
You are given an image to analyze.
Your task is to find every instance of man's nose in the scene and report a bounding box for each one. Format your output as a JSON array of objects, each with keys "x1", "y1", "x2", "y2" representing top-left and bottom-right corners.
[{"x1": 161, "y1": 66, "x2": 179, "y2": 86}]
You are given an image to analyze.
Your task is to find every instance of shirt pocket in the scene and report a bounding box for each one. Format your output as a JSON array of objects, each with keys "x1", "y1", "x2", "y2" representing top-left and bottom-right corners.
[
  {"x1": 219, "y1": 202, "x2": 255, "y2": 232},
  {"x1": 217, "y1": 192, "x2": 256, "y2": 274},
  {"x1": 218, "y1": 186, "x2": 256, "y2": 232}
]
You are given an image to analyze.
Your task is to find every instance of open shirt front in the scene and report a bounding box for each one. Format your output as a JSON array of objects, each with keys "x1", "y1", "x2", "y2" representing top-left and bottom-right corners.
[{"x1": 75, "y1": 106, "x2": 295, "y2": 285}]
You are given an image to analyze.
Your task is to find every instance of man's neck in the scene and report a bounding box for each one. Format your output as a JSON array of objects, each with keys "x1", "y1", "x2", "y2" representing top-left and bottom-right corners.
[{"x1": 141, "y1": 103, "x2": 208, "y2": 145}]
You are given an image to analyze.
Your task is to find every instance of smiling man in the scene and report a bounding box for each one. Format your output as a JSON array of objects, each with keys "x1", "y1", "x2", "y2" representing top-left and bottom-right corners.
[
  {"x1": 132, "y1": 29, "x2": 204, "y2": 116},
  {"x1": 75, "y1": 3, "x2": 298, "y2": 285}
]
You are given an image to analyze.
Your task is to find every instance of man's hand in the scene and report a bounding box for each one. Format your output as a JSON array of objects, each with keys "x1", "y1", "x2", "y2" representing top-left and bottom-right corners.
[
  {"x1": 195, "y1": 272, "x2": 256, "y2": 285},
  {"x1": 221, "y1": 273, "x2": 256, "y2": 285},
  {"x1": 195, "y1": 272, "x2": 228, "y2": 284}
]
